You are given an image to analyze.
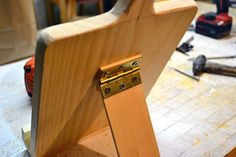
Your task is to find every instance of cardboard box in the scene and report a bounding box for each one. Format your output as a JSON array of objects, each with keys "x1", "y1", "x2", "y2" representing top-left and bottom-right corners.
[{"x1": 0, "y1": 0, "x2": 37, "y2": 64}]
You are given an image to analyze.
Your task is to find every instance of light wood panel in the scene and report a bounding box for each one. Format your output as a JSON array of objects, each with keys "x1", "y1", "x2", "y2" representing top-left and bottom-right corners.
[
  {"x1": 104, "y1": 84, "x2": 159, "y2": 157},
  {"x1": 56, "y1": 127, "x2": 117, "y2": 157},
  {"x1": 31, "y1": 0, "x2": 197, "y2": 156}
]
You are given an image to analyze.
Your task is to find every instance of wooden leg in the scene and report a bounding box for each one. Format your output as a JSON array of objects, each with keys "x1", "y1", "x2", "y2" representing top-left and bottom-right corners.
[
  {"x1": 98, "y1": 55, "x2": 159, "y2": 156},
  {"x1": 103, "y1": 84, "x2": 160, "y2": 157}
]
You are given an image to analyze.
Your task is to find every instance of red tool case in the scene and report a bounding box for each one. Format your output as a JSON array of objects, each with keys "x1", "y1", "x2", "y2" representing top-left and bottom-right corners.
[{"x1": 24, "y1": 57, "x2": 35, "y2": 97}]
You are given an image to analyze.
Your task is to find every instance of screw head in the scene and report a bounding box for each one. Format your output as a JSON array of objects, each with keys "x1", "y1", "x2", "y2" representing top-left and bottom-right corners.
[
  {"x1": 104, "y1": 72, "x2": 110, "y2": 77},
  {"x1": 132, "y1": 77, "x2": 139, "y2": 83},
  {"x1": 132, "y1": 61, "x2": 138, "y2": 66},
  {"x1": 119, "y1": 83, "x2": 125, "y2": 90},
  {"x1": 119, "y1": 65, "x2": 125, "y2": 70},
  {"x1": 104, "y1": 87, "x2": 111, "y2": 94}
]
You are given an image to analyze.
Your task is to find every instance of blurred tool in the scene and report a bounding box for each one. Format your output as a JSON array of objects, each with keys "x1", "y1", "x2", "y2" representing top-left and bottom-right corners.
[
  {"x1": 176, "y1": 36, "x2": 194, "y2": 55},
  {"x1": 188, "y1": 54, "x2": 236, "y2": 61},
  {"x1": 196, "y1": 0, "x2": 233, "y2": 39},
  {"x1": 193, "y1": 55, "x2": 236, "y2": 77},
  {"x1": 172, "y1": 67, "x2": 200, "y2": 81},
  {"x1": 188, "y1": 24, "x2": 195, "y2": 31},
  {"x1": 229, "y1": 0, "x2": 236, "y2": 7},
  {"x1": 24, "y1": 57, "x2": 35, "y2": 97}
]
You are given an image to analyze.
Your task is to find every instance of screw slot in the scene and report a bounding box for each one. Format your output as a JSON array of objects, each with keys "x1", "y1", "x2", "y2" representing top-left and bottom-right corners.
[
  {"x1": 132, "y1": 61, "x2": 138, "y2": 66},
  {"x1": 104, "y1": 87, "x2": 111, "y2": 94},
  {"x1": 104, "y1": 72, "x2": 110, "y2": 77},
  {"x1": 132, "y1": 77, "x2": 139, "y2": 83},
  {"x1": 119, "y1": 65, "x2": 125, "y2": 70}
]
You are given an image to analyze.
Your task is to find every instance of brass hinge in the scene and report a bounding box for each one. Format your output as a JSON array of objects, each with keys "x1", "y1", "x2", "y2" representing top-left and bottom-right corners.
[{"x1": 99, "y1": 57, "x2": 142, "y2": 99}]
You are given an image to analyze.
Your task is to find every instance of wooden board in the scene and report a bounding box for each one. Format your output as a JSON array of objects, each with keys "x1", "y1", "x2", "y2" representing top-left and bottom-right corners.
[
  {"x1": 31, "y1": 0, "x2": 197, "y2": 156},
  {"x1": 225, "y1": 148, "x2": 236, "y2": 157},
  {"x1": 104, "y1": 84, "x2": 159, "y2": 157},
  {"x1": 56, "y1": 127, "x2": 117, "y2": 157}
]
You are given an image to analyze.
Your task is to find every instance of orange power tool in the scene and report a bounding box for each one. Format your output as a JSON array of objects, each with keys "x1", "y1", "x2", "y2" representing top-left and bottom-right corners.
[{"x1": 24, "y1": 57, "x2": 35, "y2": 97}]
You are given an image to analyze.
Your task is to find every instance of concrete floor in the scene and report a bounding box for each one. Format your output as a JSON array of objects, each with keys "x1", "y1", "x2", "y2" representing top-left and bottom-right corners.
[
  {"x1": 147, "y1": 2, "x2": 236, "y2": 156},
  {"x1": 0, "y1": 59, "x2": 31, "y2": 156},
  {"x1": 148, "y1": 33, "x2": 236, "y2": 157},
  {"x1": 0, "y1": 1, "x2": 236, "y2": 157}
]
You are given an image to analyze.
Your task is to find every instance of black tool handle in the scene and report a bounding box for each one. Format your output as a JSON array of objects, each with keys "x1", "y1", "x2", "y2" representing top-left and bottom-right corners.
[
  {"x1": 216, "y1": 0, "x2": 229, "y2": 14},
  {"x1": 204, "y1": 62, "x2": 236, "y2": 77},
  {"x1": 185, "y1": 36, "x2": 194, "y2": 44}
]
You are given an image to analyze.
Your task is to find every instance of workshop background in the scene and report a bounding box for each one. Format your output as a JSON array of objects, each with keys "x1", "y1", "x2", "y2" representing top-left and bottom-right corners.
[{"x1": 0, "y1": 0, "x2": 236, "y2": 157}]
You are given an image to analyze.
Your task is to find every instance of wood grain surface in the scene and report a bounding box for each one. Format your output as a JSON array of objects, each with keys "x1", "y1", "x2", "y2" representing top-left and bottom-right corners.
[
  {"x1": 31, "y1": 0, "x2": 197, "y2": 156},
  {"x1": 104, "y1": 84, "x2": 159, "y2": 157},
  {"x1": 56, "y1": 127, "x2": 117, "y2": 157}
]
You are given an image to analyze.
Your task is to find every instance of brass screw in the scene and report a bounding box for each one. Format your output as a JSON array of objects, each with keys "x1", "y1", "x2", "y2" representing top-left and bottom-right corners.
[
  {"x1": 132, "y1": 77, "x2": 139, "y2": 83},
  {"x1": 120, "y1": 84, "x2": 125, "y2": 90},
  {"x1": 105, "y1": 72, "x2": 110, "y2": 77},
  {"x1": 104, "y1": 87, "x2": 111, "y2": 94},
  {"x1": 132, "y1": 61, "x2": 138, "y2": 66},
  {"x1": 119, "y1": 65, "x2": 125, "y2": 70}
]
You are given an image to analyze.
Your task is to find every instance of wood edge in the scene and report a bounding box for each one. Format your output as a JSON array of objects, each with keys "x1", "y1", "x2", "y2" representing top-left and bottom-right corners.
[
  {"x1": 225, "y1": 147, "x2": 236, "y2": 157},
  {"x1": 78, "y1": 127, "x2": 111, "y2": 142},
  {"x1": 110, "y1": 0, "x2": 131, "y2": 16},
  {"x1": 23, "y1": 126, "x2": 116, "y2": 157},
  {"x1": 77, "y1": 127, "x2": 117, "y2": 157},
  {"x1": 154, "y1": 0, "x2": 198, "y2": 15},
  {"x1": 102, "y1": 84, "x2": 160, "y2": 157},
  {"x1": 40, "y1": 13, "x2": 118, "y2": 45},
  {"x1": 39, "y1": 0, "x2": 197, "y2": 46},
  {"x1": 102, "y1": 100, "x2": 120, "y2": 157},
  {"x1": 30, "y1": 33, "x2": 48, "y2": 157},
  {"x1": 100, "y1": 54, "x2": 142, "y2": 71},
  {"x1": 22, "y1": 124, "x2": 31, "y2": 155},
  {"x1": 41, "y1": 0, "x2": 134, "y2": 45}
]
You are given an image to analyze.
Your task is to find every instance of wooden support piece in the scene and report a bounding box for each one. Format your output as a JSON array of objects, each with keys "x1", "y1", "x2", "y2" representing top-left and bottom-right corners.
[
  {"x1": 104, "y1": 84, "x2": 159, "y2": 156},
  {"x1": 99, "y1": 54, "x2": 159, "y2": 156}
]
